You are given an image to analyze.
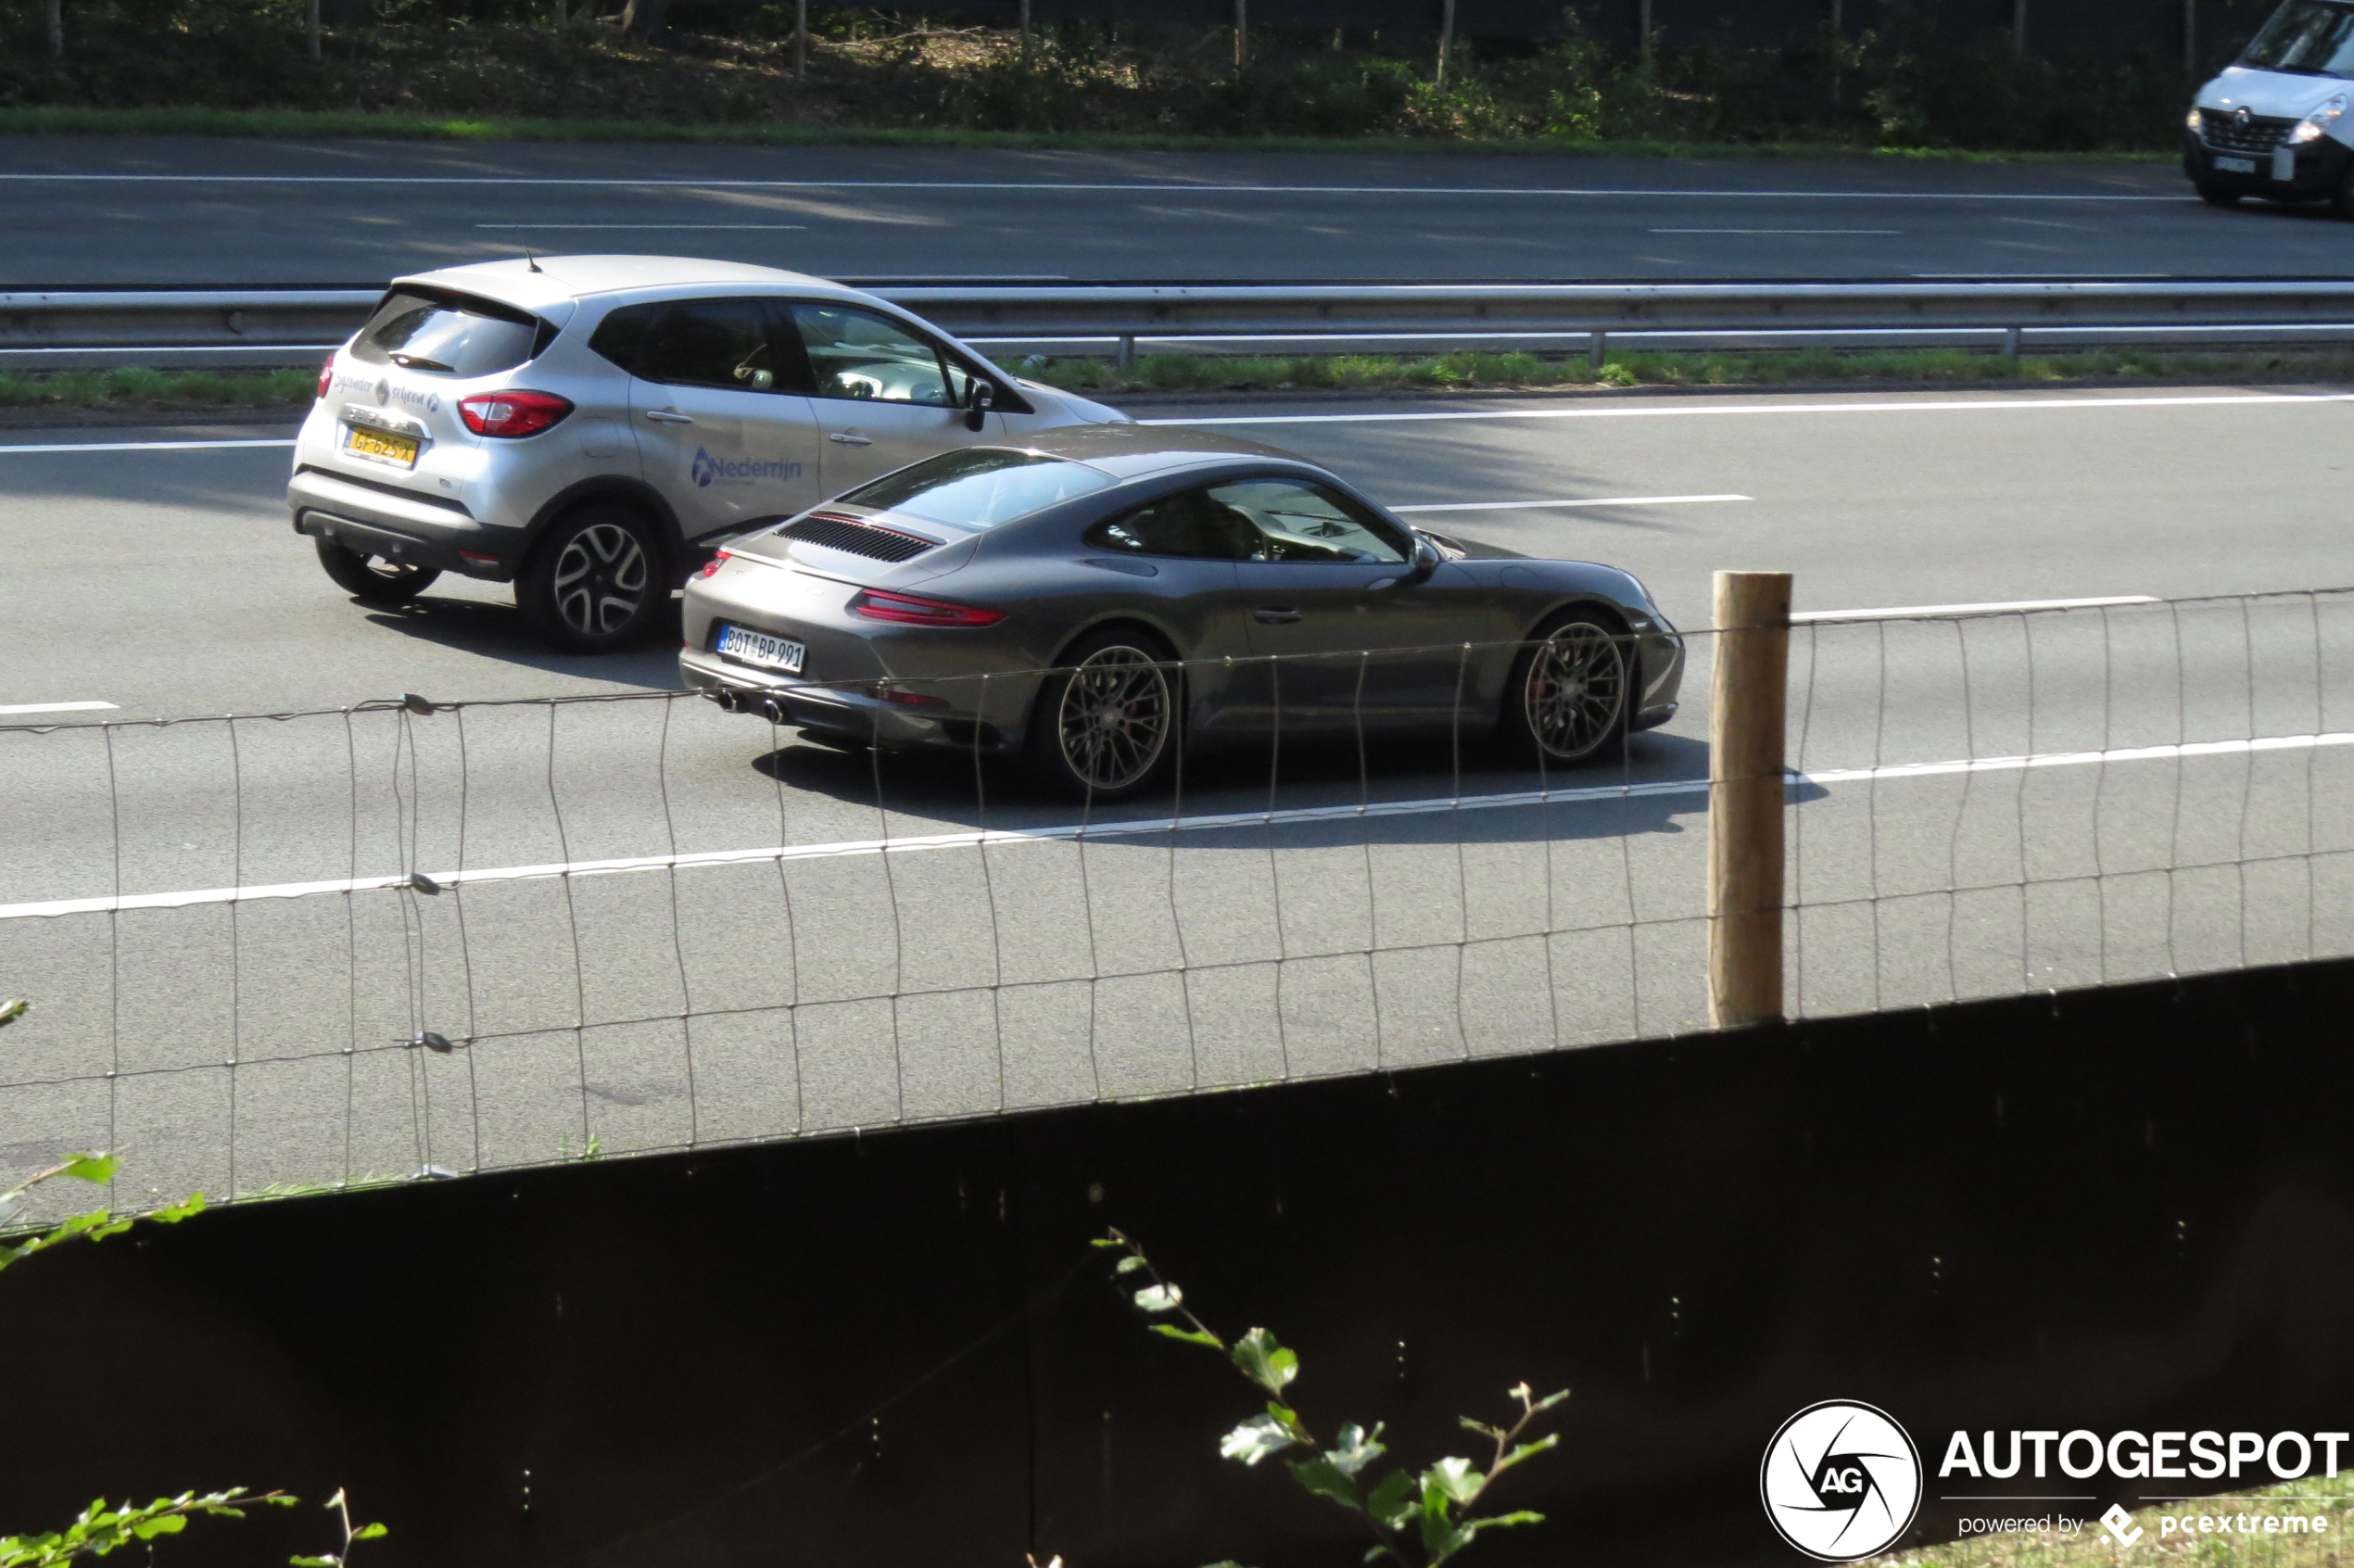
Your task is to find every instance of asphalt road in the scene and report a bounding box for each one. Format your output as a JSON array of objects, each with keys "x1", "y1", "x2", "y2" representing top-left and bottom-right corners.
[
  {"x1": 4, "y1": 382, "x2": 2352, "y2": 1208},
  {"x1": 6, "y1": 139, "x2": 2353, "y2": 285}
]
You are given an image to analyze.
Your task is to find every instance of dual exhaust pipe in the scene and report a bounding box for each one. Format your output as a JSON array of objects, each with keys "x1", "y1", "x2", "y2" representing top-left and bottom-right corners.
[{"x1": 705, "y1": 686, "x2": 789, "y2": 726}]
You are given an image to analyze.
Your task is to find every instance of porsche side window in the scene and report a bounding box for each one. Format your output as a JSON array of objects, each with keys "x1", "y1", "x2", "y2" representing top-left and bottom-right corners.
[
  {"x1": 791, "y1": 304, "x2": 958, "y2": 406},
  {"x1": 1086, "y1": 490, "x2": 1259, "y2": 560},
  {"x1": 1208, "y1": 478, "x2": 1409, "y2": 565}
]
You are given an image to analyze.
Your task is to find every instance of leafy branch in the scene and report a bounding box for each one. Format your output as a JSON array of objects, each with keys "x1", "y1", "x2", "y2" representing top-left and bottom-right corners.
[
  {"x1": 0, "y1": 1153, "x2": 206, "y2": 1276},
  {"x1": 291, "y1": 1489, "x2": 388, "y2": 1568},
  {"x1": 1094, "y1": 1229, "x2": 1568, "y2": 1568},
  {"x1": 0, "y1": 1490, "x2": 295, "y2": 1567}
]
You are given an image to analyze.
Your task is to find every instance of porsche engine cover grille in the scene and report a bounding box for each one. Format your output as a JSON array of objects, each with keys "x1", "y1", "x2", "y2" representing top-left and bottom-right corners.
[{"x1": 783, "y1": 514, "x2": 937, "y2": 563}]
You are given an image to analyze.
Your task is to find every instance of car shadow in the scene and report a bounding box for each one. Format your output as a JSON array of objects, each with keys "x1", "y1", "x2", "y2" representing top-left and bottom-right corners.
[
  {"x1": 358, "y1": 592, "x2": 690, "y2": 689},
  {"x1": 751, "y1": 729, "x2": 1825, "y2": 849}
]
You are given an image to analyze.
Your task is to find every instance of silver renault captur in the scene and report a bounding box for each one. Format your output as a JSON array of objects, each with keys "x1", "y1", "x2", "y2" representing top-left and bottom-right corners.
[{"x1": 288, "y1": 256, "x2": 1126, "y2": 652}]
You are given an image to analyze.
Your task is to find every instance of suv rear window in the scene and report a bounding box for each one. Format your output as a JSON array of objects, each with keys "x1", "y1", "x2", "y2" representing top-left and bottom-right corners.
[
  {"x1": 349, "y1": 289, "x2": 547, "y2": 378},
  {"x1": 840, "y1": 450, "x2": 1115, "y2": 532}
]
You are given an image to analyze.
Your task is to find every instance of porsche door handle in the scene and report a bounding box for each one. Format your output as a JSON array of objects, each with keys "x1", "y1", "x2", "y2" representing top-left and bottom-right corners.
[
  {"x1": 827, "y1": 432, "x2": 873, "y2": 448},
  {"x1": 642, "y1": 410, "x2": 694, "y2": 424},
  {"x1": 1253, "y1": 607, "x2": 1303, "y2": 625}
]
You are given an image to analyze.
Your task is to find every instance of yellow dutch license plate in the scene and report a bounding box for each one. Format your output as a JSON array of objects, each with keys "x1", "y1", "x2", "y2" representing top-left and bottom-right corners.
[{"x1": 344, "y1": 424, "x2": 421, "y2": 467}]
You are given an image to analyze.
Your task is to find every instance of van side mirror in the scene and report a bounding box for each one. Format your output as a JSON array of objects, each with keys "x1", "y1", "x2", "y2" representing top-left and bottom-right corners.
[{"x1": 964, "y1": 378, "x2": 996, "y2": 432}]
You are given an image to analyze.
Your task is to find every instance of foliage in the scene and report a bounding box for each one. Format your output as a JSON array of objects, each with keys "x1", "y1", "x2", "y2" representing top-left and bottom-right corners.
[
  {"x1": 0, "y1": 1153, "x2": 205, "y2": 1274},
  {"x1": 0, "y1": 1491, "x2": 295, "y2": 1568},
  {"x1": 0, "y1": 1137, "x2": 386, "y2": 1568},
  {"x1": 1095, "y1": 1229, "x2": 1567, "y2": 1568},
  {"x1": 290, "y1": 1490, "x2": 388, "y2": 1568},
  {"x1": 0, "y1": 4, "x2": 2257, "y2": 153},
  {"x1": 0, "y1": 367, "x2": 314, "y2": 410}
]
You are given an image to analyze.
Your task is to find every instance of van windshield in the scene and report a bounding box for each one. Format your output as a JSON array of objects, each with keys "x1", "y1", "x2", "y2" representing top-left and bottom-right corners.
[{"x1": 2240, "y1": 0, "x2": 2354, "y2": 76}]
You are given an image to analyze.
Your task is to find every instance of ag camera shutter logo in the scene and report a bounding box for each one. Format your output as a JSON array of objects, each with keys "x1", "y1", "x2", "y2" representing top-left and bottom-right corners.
[{"x1": 1761, "y1": 1400, "x2": 1923, "y2": 1561}]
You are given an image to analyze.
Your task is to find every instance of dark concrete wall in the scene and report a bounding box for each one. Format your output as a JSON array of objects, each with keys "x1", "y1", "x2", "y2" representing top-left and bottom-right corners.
[{"x1": 2, "y1": 956, "x2": 2350, "y2": 1568}]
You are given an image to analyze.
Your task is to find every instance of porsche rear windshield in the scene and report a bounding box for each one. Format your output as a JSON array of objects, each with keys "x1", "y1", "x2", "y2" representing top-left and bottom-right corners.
[
  {"x1": 2240, "y1": 0, "x2": 2354, "y2": 75},
  {"x1": 842, "y1": 450, "x2": 1116, "y2": 531},
  {"x1": 349, "y1": 288, "x2": 549, "y2": 377}
]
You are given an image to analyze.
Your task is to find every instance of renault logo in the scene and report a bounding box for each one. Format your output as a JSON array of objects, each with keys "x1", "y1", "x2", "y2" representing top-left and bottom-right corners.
[
  {"x1": 2235, "y1": 105, "x2": 2253, "y2": 126},
  {"x1": 374, "y1": 378, "x2": 391, "y2": 405}
]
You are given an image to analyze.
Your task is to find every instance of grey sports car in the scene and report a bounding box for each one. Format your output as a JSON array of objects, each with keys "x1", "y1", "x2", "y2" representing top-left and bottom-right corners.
[{"x1": 679, "y1": 425, "x2": 1684, "y2": 800}]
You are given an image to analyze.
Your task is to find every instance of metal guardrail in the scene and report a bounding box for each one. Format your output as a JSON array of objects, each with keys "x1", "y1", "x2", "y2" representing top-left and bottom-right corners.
[{"x1": 10, "y1": 280, "x2": 2354, "y2": 368}]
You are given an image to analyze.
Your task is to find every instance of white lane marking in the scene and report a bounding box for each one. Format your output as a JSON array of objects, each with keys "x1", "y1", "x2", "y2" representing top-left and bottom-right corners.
[
  {"x1": 475, "y1": 222, "x2": 808, "y2": 230},
  {"x1": 1652, "y1": 227, "x2": 1901, "y2": 234},
  {"x1": 1393, "y1": 493, "x2": 1751, "y2": 512},
  {"x1": 0, "y1": 438, "x2": 296, "y2": 454},
  {"x1": 5, "y1": 731, "x2": 2346, "y2": 921},
  {"x1": 0, "y1": 176, "x2": 2183, "y2": 200},
  {"x1": 1916, "y1": 271, "x2": 2171, "y2": 278},
  {"x1": 0, "y1": 701, "x2": 116, "y2": 715},
  {"x1": 1145, "y1": 391, "x2": 2354, "y2": 427},
  {"x1": 1793, "y1": 595, "x2": 2158, "y2": 622}
]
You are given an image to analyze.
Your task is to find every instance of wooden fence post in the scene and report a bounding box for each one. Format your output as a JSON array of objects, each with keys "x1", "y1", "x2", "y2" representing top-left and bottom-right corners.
[{"x1": 1707, "y1": 570, "x2": 1791, "y2": 1030}]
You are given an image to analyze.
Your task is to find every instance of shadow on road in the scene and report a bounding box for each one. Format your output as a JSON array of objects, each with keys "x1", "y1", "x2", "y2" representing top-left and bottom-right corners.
[
  {"x1": 747, "y1": 728, "x2": 1803, "y2": 848},
  {"x1": 359, "y1": 593, "x2": 689, "y2": 689}
]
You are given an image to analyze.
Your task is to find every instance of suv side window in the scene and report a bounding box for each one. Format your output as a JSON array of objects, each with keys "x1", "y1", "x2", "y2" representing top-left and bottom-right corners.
[
  {"x1": 789, "y1": 303, "x2": 965, "y2": 406},
  {"x1": 590, "y1": 299, "x2": 811, "y2": 394},
  {"x1": 1208, "y1": 478, "x2": 1410, "y2": 564},
  {"x1": 1084, "y1": 489, "x2": 1260, "y2": 560}
]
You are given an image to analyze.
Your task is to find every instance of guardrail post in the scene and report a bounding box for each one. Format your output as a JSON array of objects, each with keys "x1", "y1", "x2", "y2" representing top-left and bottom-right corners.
[
  {"x1": 1588, "y1": 329, "x2": 1607, "y2": 373},
  {"x1": 1708, "y1": 570, "x2": 1791, "y2": 1030},
  {"x1": 2003, "y1": 324, "x2": 2022, "y2": 359},
  {"x1": 1117, "y1": 333, "x2": 1136, "y2": 369}
]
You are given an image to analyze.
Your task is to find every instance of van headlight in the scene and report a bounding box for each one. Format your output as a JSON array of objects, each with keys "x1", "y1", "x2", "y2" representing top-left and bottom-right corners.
[
  {"x1": 2186, "y1": 106, "x2": 2204, "y2": 131},
  {"x1": 2292, "y1": 95, "x2": 2348, "y2": 142}
]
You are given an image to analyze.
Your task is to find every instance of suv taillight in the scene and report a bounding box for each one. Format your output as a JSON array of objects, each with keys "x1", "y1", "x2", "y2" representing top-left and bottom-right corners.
[
  {"x1": 316, "y1": 355, "x2": 335, "y2": 399},
  {"x1": 458, "y1": 390, "x2": 573, "y2": 438}
]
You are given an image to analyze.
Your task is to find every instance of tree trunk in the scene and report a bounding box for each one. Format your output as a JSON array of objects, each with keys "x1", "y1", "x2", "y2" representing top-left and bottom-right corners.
[
  {"x1": 307, "y1": 0, "x2": 321, "y2": 61},
  {"x1": 794, "y1": 0, "x2": 807, "y2": 78},
  {"x1": 1436, "y1": 0, "x2": 1455, "y2": 87},
  {"x1": 619, "y1": 0, "x2": 668, "y2": 42},
  {"x1": 46, "y1": 0, "x2": 62, "y2": 57},
  {"x1": 1233, "y1": 0, "x2": 1246, "y2": 68}
]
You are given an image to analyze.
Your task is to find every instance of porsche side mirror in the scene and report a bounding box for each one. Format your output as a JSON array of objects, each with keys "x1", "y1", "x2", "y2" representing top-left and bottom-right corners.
[{"x1": 964, "y1": 379, "x2": 996, "y2": 432}]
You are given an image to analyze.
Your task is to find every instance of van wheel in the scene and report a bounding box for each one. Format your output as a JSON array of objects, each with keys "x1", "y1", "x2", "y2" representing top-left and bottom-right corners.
[
  {"x1": 316, "y1": 537, "x2": 439, "y2": 603},
  {"x1": 2196, "y1": 180, "x2": 2244, "y2": 209},
  {"x1": 2331, "y1": 166, "x2": 2354, "y2": 220},
  {"x1": 518, "y1": 503, "x2": 665, "y2": 653}
]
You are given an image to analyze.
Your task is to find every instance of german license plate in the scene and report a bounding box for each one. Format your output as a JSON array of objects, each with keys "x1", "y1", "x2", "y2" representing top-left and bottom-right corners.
[
  {"x1": 2215, "y1": 155, "x2": 2258, "y2": 173},
  {"x1": 717, "y1": 624, "x2": 806, "y2": 674},
  {"x1": 344, "y1": 424, "x2": 421, "y2": 467}
]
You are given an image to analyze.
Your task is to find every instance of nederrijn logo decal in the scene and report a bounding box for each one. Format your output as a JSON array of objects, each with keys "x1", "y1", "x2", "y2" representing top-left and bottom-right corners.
[
  {"x1": 1761, "y1": 1400, "x2": 1924, "y2": 1562},
  {"x1": 690, "y1": 448, "x2": 802, "y2": 488}
]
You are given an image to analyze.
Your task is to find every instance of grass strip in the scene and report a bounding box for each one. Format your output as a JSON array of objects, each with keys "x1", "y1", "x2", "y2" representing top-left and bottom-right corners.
[
  {"x1": 0, "y1": 105, "x2": 2170, "y2": 162},
  {"x1": 9, "y1": 348, "x2": 2348, "y2": 414},
  {"x1": 0, "y1": 366, "x2": 316, "y2": 411},
  {"x1": 1878, "y1": 1468, "x2": 2354, "y2": 1565},
  {"x1": 1027, "y1": 346, "x2": 2354, "y2": 397}
]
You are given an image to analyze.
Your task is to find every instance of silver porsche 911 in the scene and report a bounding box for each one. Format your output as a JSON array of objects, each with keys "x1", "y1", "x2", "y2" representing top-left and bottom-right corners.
[{"x1": 679, "y1": 425, "x2": 1684, "y2": 800}]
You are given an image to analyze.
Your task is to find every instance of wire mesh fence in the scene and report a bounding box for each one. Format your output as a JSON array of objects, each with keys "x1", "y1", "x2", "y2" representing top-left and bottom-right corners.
[{"x1": 3, "y1": 586, "x2": 2350, "y2": 1213}]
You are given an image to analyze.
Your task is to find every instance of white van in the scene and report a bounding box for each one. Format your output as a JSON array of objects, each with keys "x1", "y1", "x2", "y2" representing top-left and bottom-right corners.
[{"x1": 2186, "y1": 0, "x2": 2354, "y2": 211}]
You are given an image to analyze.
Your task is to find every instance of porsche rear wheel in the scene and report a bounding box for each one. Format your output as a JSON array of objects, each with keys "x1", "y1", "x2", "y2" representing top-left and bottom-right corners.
[{"x1": 1028, "y1": 628, "x2": 1180, "y2": 802}]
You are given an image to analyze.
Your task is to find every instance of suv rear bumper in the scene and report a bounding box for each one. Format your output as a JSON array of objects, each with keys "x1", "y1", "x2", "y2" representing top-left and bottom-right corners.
[{"x1": 287, "y1": 466, "x2": 522, "y2": 581}]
